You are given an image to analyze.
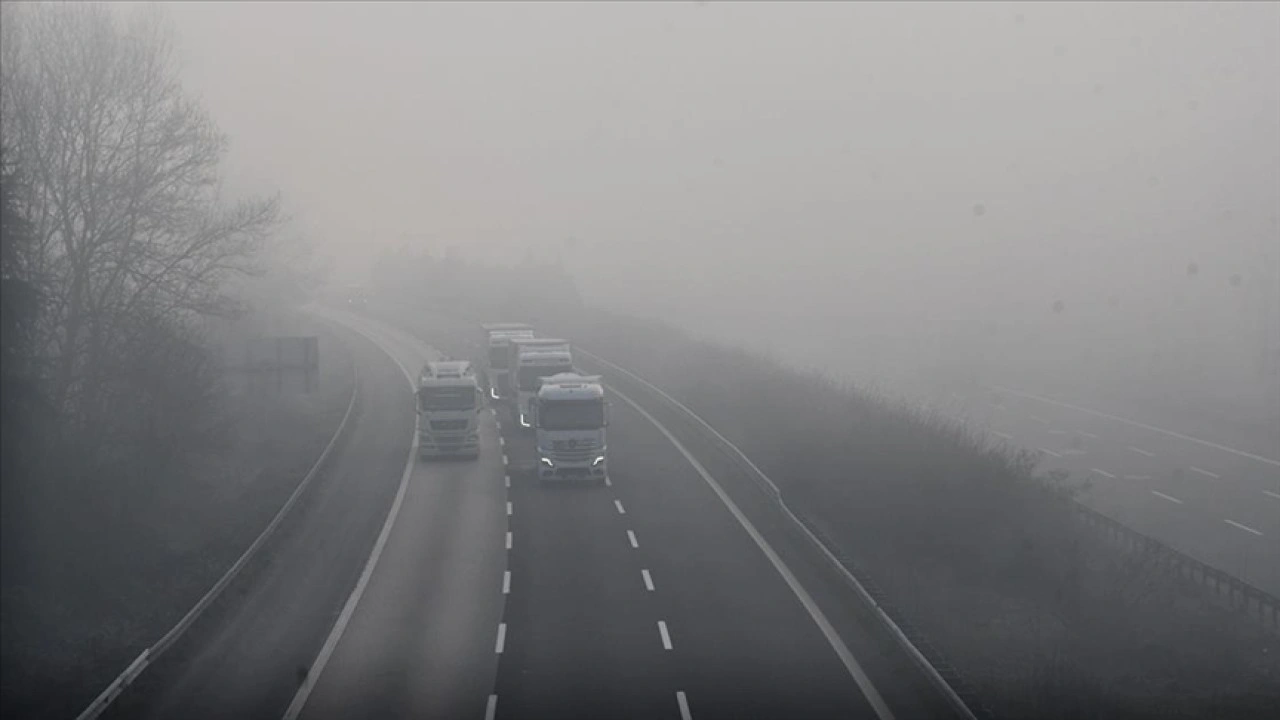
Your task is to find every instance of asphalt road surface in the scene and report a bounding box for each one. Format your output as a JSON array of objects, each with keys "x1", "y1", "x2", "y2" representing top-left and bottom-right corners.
[
  {"x1": 940, "y1": 384, "x2": 1279, "y2": 596},
  {"x1": 106, "y1": 306, "x2": 962, "y2": 720}
]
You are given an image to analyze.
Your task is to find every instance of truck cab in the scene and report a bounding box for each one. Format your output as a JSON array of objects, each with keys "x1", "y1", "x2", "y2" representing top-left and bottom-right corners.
[
  {"x1": 532, "y1": 373, "x2": 609, "y2": 484},
  {"x1": 416, "y1": 360, "x2": 483, "y2": 460},
  {"x1": 481, "y1": 323, "x2": 534, "y2": 401},
  {"x1": 507, "y1": 337, "x2": 573, "y2": 431}
]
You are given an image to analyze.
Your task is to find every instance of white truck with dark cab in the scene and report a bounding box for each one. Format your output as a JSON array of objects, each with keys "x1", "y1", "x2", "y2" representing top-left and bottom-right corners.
[
  {"x1": 532, "y1": 373, "x2": 609, "y2": 484},
  {"x1": 416, "y1": 360, "x2": 483, "y2": 459}
]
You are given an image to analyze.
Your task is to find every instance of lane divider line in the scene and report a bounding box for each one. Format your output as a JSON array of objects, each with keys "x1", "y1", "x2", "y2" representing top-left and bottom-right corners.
[
  {"x1": 502, "y1": 571, "x2": 511, "y2": 595},
  {"x1": 499, "y1": 436, "x2": 505, "y2": 448},
  {"x1": 605, "y1": 476, "x2": 613, "y2": 486},
  {"x1": 495, "y1": 623, "x2": 507, "y2": 653},
  {"x1": 504, "y1": 474, "x2": 510, "y2": 488},
  {"x1": 507, "y1": 501, "x2": 513, "y2": 516},
  {"x1": 502, "y1": 454, "x2": 509, "y2": 466},
  {"x1": 615, "y1": 499, "x2": 626, "y2": 515},
  {"x1": 284, "y1": 320, "x2": 423, "y2": 720},
  {"x1": 1080, "y1": 431, "x2": 1099, "y2": 440},
  {"x1": 658, "y1": 621, "x2": 673, "y2": 650},
  {"x1": 991, "y1": 430, "x2": 1013, "y2": 441},
  {"x1": 676, "y1": 691, "x2": 692, "y2": 720},
  {"x1": 1151, "y1": 490, "x2": 1183, "y2": 505},
  {"x1": 1039, "y1": 448, "x2": 1062, "y2": 458},
  {"x1": 627, "y1": 530, "x2": 639, "y2": 548},
  {"x1": 1189, "y1": 467, "x2": 1221, "y2": 480},
  {"x1": 988, "y1": 384, "x2": 1280, "y2": 467},
  {"x1": 1264, "y1": 491, "x2": 1280, "y2": 501},
  {"x1": 1225, "y1": 519, "x2": 1264, "y2": 537},
  {"x1": 1092, "y1": 468, "x2": 1117, "y2": 479},
  {"x1": 1124, "y1": 475, "x2": 1152, "y2": 480},
  {"x1": 604, "y1": 382, "x2": 896, "y2": 720},
  {"x1": 506, "y1": 531, "x2": 512, "y2": 550},
  {"x1": 1048, "y1": 429, "x2": 1068, "y2": 436},
  {"x1": 485, "y1": 695, "x2": 497, "y2": 720},
  {"x1": 642, "y1": 569, "x2": 655, "y2": 592},
  {"x1": 1128, "y1": 446, "x2": 1155, "y2": 458}
]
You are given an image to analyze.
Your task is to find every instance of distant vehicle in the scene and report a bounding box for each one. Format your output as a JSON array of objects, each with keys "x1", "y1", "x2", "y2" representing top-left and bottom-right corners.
[
  {"x1": 507, "y1": 337, "x2": 573, "y2": 431},
  {"x1": 416, "y1": 360, "x2": 483, "y2": 460},
  {"x1": 532, "y1": 373, "x2": 609, "y2": 485},
  {"x1": 481, "y1": 323, "x2": 534, "y2": 401},
  {"x1": 345, "y1": 284, "x2": 368, "y2": 310}
]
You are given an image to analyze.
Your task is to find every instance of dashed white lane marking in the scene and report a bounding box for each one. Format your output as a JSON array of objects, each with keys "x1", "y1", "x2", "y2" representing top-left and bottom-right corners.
[
  {"x1": 485, "y1": 694, "x2": 497, "y2": 720},
  {"x1": 1225, "y1": 519, "x2": 1264, "y2": 537},
  {"x1": 498, "y1": 436, "x2": 505, "y2": 448},
  {"x1": 495, "y1": 623, "x2": 507, "y2": 653},
  {"x1": 1151, "y1": 490, "x2": 1183, "y2": 505},
  {"x1": 1124, "y1": 475, "x2": 1152, "y2": 480},
  {"x1": 605, "y1": 475, "x2": 612, "y2": 486},
  {"x1": 627, "y1": 530, "x2": 639, "y2": 548},
  {"x1": 615, "y1": 499, "x2": 626, "y2": 515},
  {"x1": 502, "y1": 571, "x2": 511, "y2": 595},
  {"x1": 1039, "y1": 448, "x2": 1062, "y2": 458},
  {"x1": 506, "y1": 531, "x2": 512, "y2": 550},
  {"x1": 1029, "y1": 415, "x2": 1049, "y2": 424},
  {"x1": 1092, "y1": 468, "x2": 1117, "y2": 479},
  {"x1": 991, "y1": 431, "x2": 1013, "y2": 441},
  {"x1": 658, "y1": 621, "x2": 673, "y2": 650},
  {"x1": 642, "y1": 569, "x2": 655, "y2": 592},
  {"x1": 1264, "y1": 490, "x2": 1280, "y2": 501},
  {"x1": 1189, "y1": 467, "x2": 1220, "y2": 479},
  {"x1": 676, "y1": 691, "x2": 692, "y2": 720},
  {"x1": 1048, "y1": 429, "x2": 1068, "y2": 435},
  {"x1": 1128, "y1": 446, "x2": 1155, "y2": 457},
  {"x1": 504, "y1": 474, "x2": 510, "y2": 488},
  {"x1": 502, "y1": 454, "x2": 509, "y2": 466},
  {"x1": 1080, "y1": 431, "x2": 1099, "y2": 439},
  {"x1": 506, "y1": 501, "x2": 513, "y2": 516}
]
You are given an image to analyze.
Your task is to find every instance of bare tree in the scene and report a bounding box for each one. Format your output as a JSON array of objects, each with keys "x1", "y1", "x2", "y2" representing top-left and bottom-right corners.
[{"x1": 0, "y1": 2, "x2": 280, "y2": 431}]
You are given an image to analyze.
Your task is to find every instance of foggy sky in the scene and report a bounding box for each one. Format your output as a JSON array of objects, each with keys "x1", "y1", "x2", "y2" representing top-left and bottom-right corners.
[{"x1": 143, "y1": 1, "x2": 1278, "y2": 400}]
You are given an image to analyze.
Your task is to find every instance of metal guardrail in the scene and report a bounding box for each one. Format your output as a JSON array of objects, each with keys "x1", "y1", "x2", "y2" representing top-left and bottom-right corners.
[
  {"x1": 74, "y1": 360, "x2": 361, "y2": 720},
  {"x1": 576, "y1": 348, "x2": 989, "y2": 720},
  {"x1": 1072, "y1": 501, "x2": 1280, "y2": 636}
]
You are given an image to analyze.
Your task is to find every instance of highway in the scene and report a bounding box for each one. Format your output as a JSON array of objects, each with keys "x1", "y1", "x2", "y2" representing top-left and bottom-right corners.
[
  {"x1": 940, "y1": 385, "x2": 1280, "y2": 596},
  {"x1": 100, "y1": 305, "x2": 962, "y2": 720}
]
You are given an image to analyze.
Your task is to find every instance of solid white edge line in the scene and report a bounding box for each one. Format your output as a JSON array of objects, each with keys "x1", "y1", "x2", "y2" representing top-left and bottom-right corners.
[
  {"x1": 283, "y1": 322, "x2": 421, "y2": 720},
  {"x1": 607, "y1": 383, "x2": 895, "y2": 720},
  {"x1": 615, "y1": 499, "x2": 626, "y2": 514},
  {"x1": 485, "y1": 694, "x2": 497, "y2": 720},
  {"x1": 658, "y1": 620, "x2": 673, "y2": 650},
  {"x1": 676, "y1": 691, "x2": 692, "y2": 720},
  {"x1": 495, "y1": 623, "x2": 507, "y2": 653},
  {"x1": 988, "y1": 384, "x2": 1280, "y2": 468},
  {"x1": 502, "y1": 571, "x2": 511, "y2": 595},
  {"x1": 77, "y1": 317, "x2": 362, "y2": 720},
  {"x1": 1225, "y1": 519, "x2": 1264, "y2": 536},
  {"x1": 1091, "y1": 468, "x2": 1116, "y2": 479},
  {"x1": 1151, "y1": 490, "x2": 1183, "y2": 505},
  {"x1": 1189, "y1": 466, "x2": 1221, "y2": 479},
  {"x1": 642, "y1": 569, "x2": 655, "y2": 592},
  {"x1": 627, "y1": 530, "x2": 639, "y2": 548},
  {"x1": 580, "y1": 349, "x2": 973, "y2": 720}
]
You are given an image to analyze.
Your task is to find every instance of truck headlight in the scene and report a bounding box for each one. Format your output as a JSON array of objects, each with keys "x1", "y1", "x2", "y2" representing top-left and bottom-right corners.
[
  {"x1": 592, "y1": 456, "x2": 606, "y2": 466},
  {"x1": 540, "y1": 457, "x2": 554, "y2": 468}
]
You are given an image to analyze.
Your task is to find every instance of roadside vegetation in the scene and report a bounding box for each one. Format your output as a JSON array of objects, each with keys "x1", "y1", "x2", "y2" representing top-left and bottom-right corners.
[
  {"x1": 370, "y1": 249, "x2": 1280, "y2": 720},
  {"x1": 0, "y1": 5, "x2": 341, "y2": 718}
]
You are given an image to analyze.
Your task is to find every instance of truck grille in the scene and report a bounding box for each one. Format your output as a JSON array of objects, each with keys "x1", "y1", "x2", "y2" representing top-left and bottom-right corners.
[
  {"x1": 549, "y1": 438, "x2": 598, "y2": 463},
  {"x1": 430, "y1": 419, "x2": 468, "y2": 431}
]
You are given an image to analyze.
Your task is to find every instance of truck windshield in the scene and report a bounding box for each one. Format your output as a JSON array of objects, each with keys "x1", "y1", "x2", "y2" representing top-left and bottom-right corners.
[
  {"x1": 539, "y1": 399, "x2": 605, "y2": 430},
  {"x1": 488, "y1": 346, "x2": 508, "y2": 369},
  {"x1": 518, "y1": 363, "x2": 573, "y2": 391},
  {"x1": 419, "y1": 386, "x2": 476, "y2": 411}
]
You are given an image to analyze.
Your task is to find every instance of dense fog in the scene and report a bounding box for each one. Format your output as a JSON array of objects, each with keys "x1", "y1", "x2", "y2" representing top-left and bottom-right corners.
[{"x1": 158, "y1": 1, "x2": 1278, "y2": 429}]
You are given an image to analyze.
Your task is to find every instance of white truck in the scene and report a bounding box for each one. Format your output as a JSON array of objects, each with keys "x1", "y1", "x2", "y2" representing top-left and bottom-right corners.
[
  {"x1": 507, "y1": 337, "x2": 573, "y2": 431},
  {"x1": 532, "y1": 373, "x2": 609, "y2": 484},
  {"x1": 416, "y1": 360, "x2": 484, "y2": 459},
  {"x1": 481, "y1": 323, "x2": 534, "y2": 401}
]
